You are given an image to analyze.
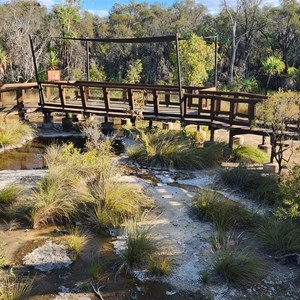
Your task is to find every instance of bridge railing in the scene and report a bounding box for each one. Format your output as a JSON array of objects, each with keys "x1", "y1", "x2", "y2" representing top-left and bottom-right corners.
[{"x1": 0, "y1": 81, "x2": 268, "y2": 129}]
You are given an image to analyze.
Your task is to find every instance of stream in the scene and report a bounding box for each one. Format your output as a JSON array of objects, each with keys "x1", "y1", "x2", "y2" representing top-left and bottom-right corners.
[{"x1": 0, "y1": 135, "x2": 199, "y2": 300}]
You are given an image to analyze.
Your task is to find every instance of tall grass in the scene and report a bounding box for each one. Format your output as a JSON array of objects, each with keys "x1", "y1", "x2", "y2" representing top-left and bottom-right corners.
[
  {"x1": 65, "y1": 227, "x2": 89, "y2": 259},
  {"x1": 214, "y1": 248, "x2": 266, "y2": 287},
  {"x1": 256, "y1": 217, "x2": 300, "y2": 255},
  {"x1": 0, "y1": 116, "x2": 34, "y2": 146},
  {"x1": 120, "y1": 218, "x2": 157, "y2": 269},
  {"x1": 232, "y1": 146, "x2": 269, "y2": 164},
  {"x1": 0, "y1": 270, "x2": 34, "y2": 300},
  {"x1": 31, "y1": 169, "x2": 82, "y2": 228},
  {"x1": 127, "y1": 130, "x2": 225, "y2": 169},
  {"x1": 193, "y1": 191, "x2": 253, "y2": 230},
  {"x1": 88, "y1": 182, "x2": 150, "y2": 230},
  {"x1": 220, "y1": 166, "x2": 280, "y2": 204}
]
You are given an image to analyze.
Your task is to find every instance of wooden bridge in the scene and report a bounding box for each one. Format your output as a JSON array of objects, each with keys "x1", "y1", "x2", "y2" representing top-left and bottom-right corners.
[
  {"x1": 12, "y1": 80, "x2": 300, "y2": 152},
  {"x1": 0, "y1": 81, "x2": 271, "y2": 146}
]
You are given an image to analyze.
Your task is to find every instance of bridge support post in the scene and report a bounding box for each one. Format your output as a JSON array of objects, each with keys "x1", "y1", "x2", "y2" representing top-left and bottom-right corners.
[
  {"x1": 210, "y1": 127, "x2": 215, "y2": 142},
  {"x1": 148, "y1": 120, "x2": 153, "y2": 130},
  {"x1": 229, "y1": 130, "x2": 234, "y2": 149},
  {"x1": 42, "y1": 111, "x2": 53, "y2": 129}
]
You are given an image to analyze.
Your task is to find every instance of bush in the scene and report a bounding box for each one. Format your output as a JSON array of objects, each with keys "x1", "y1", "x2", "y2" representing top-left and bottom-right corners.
[
  {"x1": 127, "y1": 130, "x2": 225, "y2": 169},
  {"x1": 192, "y1": 191, "x2": 253, "y2": 230},
  {"x1": 214, "y1": 248, "x2": 266, "y2": 287},
  {"x1": 0, "y1": 116, "x2": 34, "y2": 146},
  {"x1": 220, "y1": 166, "x2": 280, "y2": 204},
  {"x1": 232, "y1": 146, "x2": 269, "y2": 164},
  {"x1": 256, "y1": 217, "x2": 300, "y2": 255},
  {"x1": 276, "y1": 167, "x2": 300, "y2": 219}
]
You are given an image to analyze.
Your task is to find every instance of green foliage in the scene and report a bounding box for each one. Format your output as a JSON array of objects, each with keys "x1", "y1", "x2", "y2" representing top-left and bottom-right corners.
[
  {"x1": 120, "y1": 218, "x2": 157, "y2": 269},
  {"x1": 220, "y1": 166, "x2": 279, "y2": 204},
  {"x1": 256, "y1": 217, "x2": 300, "y2": 255},
  {"x1": 89, "y1": 61, "x2": 106, "y2": 82},
  {"x1": 46, "y1": 50, "x2": 60, "y2": 70},
  {"x1": 192, "y1": 191, "x2": 253, "y2": 230},
  {"x1": 287, "y1": 66, "x2": 299, "y2": 78},
  {"x1": 256, "y1": 91, "x2": 300, "y2": 173},
  {"x1": 262, "y1": 56, "x2": 285, "y2": 77},
  {"x1": 214, "y1": 248, "x2": 266, "y2": 287},
  {"x1": 127, "y1": 130, "x2": 224, "y2": 169},
  {"x1": 172, "y1": 33, "x2": 214, "y2": 85},
  {"x1": 125, "y1": 59, "x2": 143, "y2": 84},
  {"x1": 232, "y1": 146, "x2": 269, "y2": 164},
  {"x1": 0, "y1": 117, "x2": 34, "y2": 146},
  {"x1": 275, "y1": 167, "x2": 300, "y2": 219}
]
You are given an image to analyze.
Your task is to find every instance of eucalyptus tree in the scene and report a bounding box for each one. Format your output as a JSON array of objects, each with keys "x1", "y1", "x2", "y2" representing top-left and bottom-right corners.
[
  {"x1": 0, "y1": 0, "x2": 48, "y2": 82},
  {"x1": 221, "y1": 0, "x2": 263, "y2": 85}
]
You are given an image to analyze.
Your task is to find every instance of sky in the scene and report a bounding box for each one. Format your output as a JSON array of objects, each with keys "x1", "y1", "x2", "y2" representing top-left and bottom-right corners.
[{"x1": 30, "y1": 0, "x2": 281, "y2": 16}]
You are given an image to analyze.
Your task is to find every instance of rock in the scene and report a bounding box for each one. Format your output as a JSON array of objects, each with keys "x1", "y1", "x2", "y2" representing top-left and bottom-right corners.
[
  {"x1": 263, "y1": 162, "x2": 279, "y2": 174},
  {"x1": 22, "y1": 240, "x2": 72, "y2": 272},
  {"x1": 166, "y1": 291, "x2": 177, "y2": 296}
]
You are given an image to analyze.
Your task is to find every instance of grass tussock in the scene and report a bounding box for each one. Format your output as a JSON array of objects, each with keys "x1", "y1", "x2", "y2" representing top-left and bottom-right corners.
[
  {"x1": 232, "y1": 146, "x2": 269, "y2": 164},
  {"x1": 31, "y1": 169, "x2": 82, "y2": 228},
  {"x1": 120, "y1": 217, "x2": 157, "y2": 269},
  {"x1": 193, "y1": 191, "x2": 253, "y2": 230},
  {"x1": 88, "y1": 182, "x2": 150, "y2": 230},
  {"x1": 148, "y1": 256, "x2": 171, "y2": 276},
  {"x1": 220, "y1": 166, "x2": 279, "y2": 204},
  {"x1": 0, "y1": 270, "x2": 34, "y2": 300},
  {"x1": 0, "y1": 116, "x2": 34, "y2": 146},
  {"x1": 214, "y1": 248, "x2": 266, "y2": 287},
  {"x1": 65, "y1": 227, "x2": 89, "y2": 259},
  {"x1": 127, "y1": 130, "x2": 225, "y2": 169},
  {"x1": 256, "y1": 217, "x2": 300, "y2": 255}
]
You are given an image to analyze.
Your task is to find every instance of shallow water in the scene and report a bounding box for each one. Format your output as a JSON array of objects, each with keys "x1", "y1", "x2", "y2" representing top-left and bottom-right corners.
[{"x1": 0, "y1": 136, "x2": 85, "y2": 170}]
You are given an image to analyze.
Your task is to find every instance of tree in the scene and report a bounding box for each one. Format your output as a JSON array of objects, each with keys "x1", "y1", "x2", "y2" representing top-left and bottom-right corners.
[
  {"x1": 172, "y1": 33, "x2": 214, "y2": 86},
  {"x1": 0, "y1": 48, "x2": 8, "y2": 82},
  {"x1": 125, "y1": 59, "x2": 143, "y2": 84},
  {"x1": 256, "y1": 90, "x2": 300, "y2": 175},
  {"x1": 262, "y1": 56, "x2": 285, "y2": 90},
  {"x1": 222, "y1": 0, "x2": 263, "y2": 85}
]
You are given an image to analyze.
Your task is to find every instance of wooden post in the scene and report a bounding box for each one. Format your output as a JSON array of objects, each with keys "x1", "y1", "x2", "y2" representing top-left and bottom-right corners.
[
  {"x1": 210, "y1": 127, "x2": 215, "y2": 142},
  {"x1": 175, "y1": 33, "x2": 183, "y2": 118},
  {"x1": 128, "y1": 88, "x2": 134, "y2": 111},
  {"x1": 153, "y1": 90, "x2": 159, "y2": 117},
  {"x1": 16, "y1": 88, "x2": 25, "y2": 120},
  {"x1": 229, "y1": 130, "x2": 234, "y2": 149},
  {"x1": 58, "y1": 84, "x2": 65, "y2": 108},
  {"x1": 103, "y1": 87, "x2": 110, "y2": 114},
  {"x1": 165, "y1": 91, "x2": 170, "y2": 107},
  {"x1": 79, "y1": 86, "x2": 87, "y2": 111}
]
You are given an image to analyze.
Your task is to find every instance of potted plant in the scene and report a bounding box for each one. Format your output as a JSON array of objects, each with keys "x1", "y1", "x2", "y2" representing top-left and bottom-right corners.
[{"x1": 47, "y1": 50, "x2": 60, "y2": 81}]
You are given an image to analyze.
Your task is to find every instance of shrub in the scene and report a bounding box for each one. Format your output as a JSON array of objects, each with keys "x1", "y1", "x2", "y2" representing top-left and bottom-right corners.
[
  {"x1": 148, "y1": 256, "x2": 171, "y2": 276},
  {"x1": 256, "y1": 217, "x2": 300, "y2": 255},
  {"x1": 0, "y1": 116, "x2": 34, "y2": 146},
  {"x1": 193, "y1": 191, "x2": 253, "y2": 230},
  {"x1": 120, "y1": 218, "x2": 157, "y2": 269},
  {"x1": 220, "y1": 166, "x2": 280, "y2": 204},
  {"x1": 232, "y1": 146, "x2": 269, "y2": 164},
  {"x1": 0, "y1": 186, "x2": 21, "y2": 206},
  {"x1": 127, "y1": 130, "x2": 225, "y2": 169},
  {"x1": 214, "y1": 248, "x2": 266, "y2": 287}
]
